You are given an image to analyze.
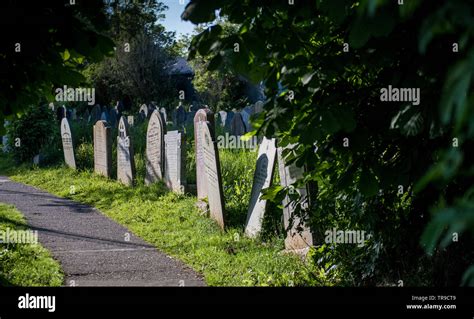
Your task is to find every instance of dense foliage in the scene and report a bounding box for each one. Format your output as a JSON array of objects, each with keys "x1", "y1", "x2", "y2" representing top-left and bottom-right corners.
[
  {"x1": 0, "y1": 1, "x2": 114, "y2": 134},
  {"x1": 183, "y1": 0, "x2": 474, "y2": 285}
]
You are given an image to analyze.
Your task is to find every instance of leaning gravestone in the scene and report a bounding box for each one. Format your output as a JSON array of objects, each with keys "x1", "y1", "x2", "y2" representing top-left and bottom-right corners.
[
  {"x1": 194, "y1": 109, "x2": 215, "y2": 201},
  {"x1": 60, "y1": 118, "x2": 76, "y2": 169},
  {"x1": 164, "y1": 130, "x2": 186, "y2": 193},
  {"x1": 201, "y1": 121, "x2": 225, "y2": 229},
  {"x1": 230, "y1": 112, "x2": 247, "y2": 136},
  {"x1": 93, "y1": 120, "x2": 112, "y2": 178},
  {"x1": 277, "y1": 144, "x2": 314, "y2": 251},
  {"x1": 145, "y1": 110, "x2": 165, "y2": 185},
  {"x1": 117, "y1": 117, "x2": 135, "y2": 186},
  {"x1": 244, "y1": 137, "x2": 277, "y2": 237}
]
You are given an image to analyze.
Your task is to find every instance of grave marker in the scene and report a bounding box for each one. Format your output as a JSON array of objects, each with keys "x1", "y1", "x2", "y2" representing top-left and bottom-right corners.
[
  {"x1": 245, "y1": 137, "x2": 277, "y2": 237},
  {"x1": 194, "y1": 109, "x2": 214, "y2": 200},
  {"x1": 61, "y1": 118, "x2": 76, "y2": 169},
  {"x1": 145, "y1": 110, "x2": 165, "y2": 185},
  {"x1": 277, "y1": 144, "x2": 314, "y2": 251},
  {"x1": 201, "y1": 121, "x2": 225, "y2": 229},
  {"x1": 93, "y1": 120, "x2": 112, "y2": 177},
  {"x1": 117, "y1": 117, "x2": 135, "y2": 186},
  {"x1": 164, "y1": 130, "x2": 186, "y2": 193}
]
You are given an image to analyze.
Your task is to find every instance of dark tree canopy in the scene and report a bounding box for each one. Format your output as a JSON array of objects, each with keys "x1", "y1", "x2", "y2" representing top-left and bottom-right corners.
[
  {"x1": 0, "y1": 1, "x2": 114, "y2": 133},
  {"x1": 183, "y1": 0, "x2": 474, "y2": 285}
]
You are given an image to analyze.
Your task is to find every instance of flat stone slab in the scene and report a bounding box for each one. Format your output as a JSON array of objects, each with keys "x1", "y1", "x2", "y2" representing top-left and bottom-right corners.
[{"x1": 0, "y1": 176, "x2": 205, "y2": 287}]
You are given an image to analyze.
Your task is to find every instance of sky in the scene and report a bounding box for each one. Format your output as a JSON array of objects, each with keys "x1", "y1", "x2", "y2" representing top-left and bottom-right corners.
[{"x1": 161, "y1": 0, "x2": 196, "y2": 37}]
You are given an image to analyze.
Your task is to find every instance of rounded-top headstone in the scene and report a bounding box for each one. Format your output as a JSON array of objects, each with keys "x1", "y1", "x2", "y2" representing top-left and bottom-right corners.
[
  {"x1": 194, "y1": 109, "x2": 215, "y2": 200},
  {"x1": 60, "y1": 118, "x2": 76, "y2": 169},
  {"x1": 145, "y1": 110, "x2": 165, "y2": 185},
  {"x1": 117, "y1": 116, "x2": 135, "y2": 186}
]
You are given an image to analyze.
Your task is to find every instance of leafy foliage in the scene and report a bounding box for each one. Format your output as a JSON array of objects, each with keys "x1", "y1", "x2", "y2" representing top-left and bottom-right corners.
[
  {"x1": 183, "y1": 0, "x2": 474, "y2": 285},
  {"x1": 0, "y1": 1, "x2": 114, "y2": 134}
]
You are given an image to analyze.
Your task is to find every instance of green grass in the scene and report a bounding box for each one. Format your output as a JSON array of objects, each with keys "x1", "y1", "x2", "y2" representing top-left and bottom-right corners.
[
  {"x1": 0, "y1": 203, "x2": 64, "y2": 286},
  {"x1": 0, "y1": 155, "x2": 325, "y2": 286}
]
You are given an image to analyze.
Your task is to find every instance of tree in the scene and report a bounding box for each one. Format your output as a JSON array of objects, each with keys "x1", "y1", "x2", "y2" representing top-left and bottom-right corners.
[
  {"x1": 182, "y1": 0, "x2": 474, "y2": 285},
  {"x1": 0, "y1": 1, "x2": 114, "y2": 133},
  {"x1": 85, "y1": 0, "x2": 177, "y2": 108}
]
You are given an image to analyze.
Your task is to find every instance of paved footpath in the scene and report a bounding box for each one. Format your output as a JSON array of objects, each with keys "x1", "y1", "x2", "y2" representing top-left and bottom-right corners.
[{"x1": 0, "y1": 176, "x2": 204, "y2": 286}]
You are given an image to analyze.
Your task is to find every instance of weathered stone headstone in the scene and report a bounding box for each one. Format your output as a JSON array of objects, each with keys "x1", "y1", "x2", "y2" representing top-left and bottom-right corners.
[
  {"x1": 245, "y1": 137, "x2": 277, "y2": 237},
  {"x1": 145, "y1": 110, "x2": 165, "y2": 185},
  {"x1": 109, "y1": 108, "x2": 118, "y2": 128},
  {"x1": 224, "y1": 111, "x2": 234, "y2": 131},
  {"x1": 164, "y1": 130, "x2": 186, "y2": 193},
  {"x1": 127, "y1": 116, "x2": 134, "y2": 127},
  {"x1": 100, "y1": 110, "x2": 108, "y2": 122},
  {"x1": 201, "y1": 121, "x2": 225, "y2": 229},
  {"x1": 241, "y1": 107, "x2": 251, "y2": 131},
  {"x1": 139, "y1": 104, "x2": 149, "y2": 121},
  {"x1": 217, "y1": 111, "x2": 227, "y2": 127},
  {"x1": 93, "y1": 120, "x2": 112, "y2": 177},
  {"x1": 230, "y1": 112, "x2": 247, "y2": 136},
  {"x1": 60, "y1": 118, "x2": 76, "y2": 169},
  {"x1": 194, "y1": 109, "x2": 215, "y2": 200},
  {"x1": 117, "y1": 117, "x2": 135, "y2": 186},
  {"x1": 277, "y1": 144, "x2": 313, "y2": 251}
]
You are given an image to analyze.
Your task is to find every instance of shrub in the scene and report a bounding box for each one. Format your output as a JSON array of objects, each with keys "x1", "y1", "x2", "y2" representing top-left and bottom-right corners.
[{"x1": 7, "y1": 105, "x2": 59, "y2": 164}]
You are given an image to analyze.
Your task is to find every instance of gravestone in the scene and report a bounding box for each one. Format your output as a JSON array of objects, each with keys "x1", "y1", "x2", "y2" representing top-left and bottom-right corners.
[
  {"x1": 91, "y1": 104, "x2": 102, "y2": 123},
  {"x1": 145, "y1": 110, "x2": 166, "y2": 185},
  {"x1": 117, "y1": 117, "x2": 135, "y2": 186},
  {"x1": 160, "y1": 107, "x2": 168, "y2": 124},
  {"x1": 71, "y1": 108, "x2": 77, "y2": 120},
  {"x1": 193, "y1": 109, "x2": 215, "y2": 200},
  {"x1": 127, "y1": 116, "x2": 135, "y2": 127},
  {"x1": 244, "y1": 137, "x2": 277, "y2": 237},
  {"x1": 93, "y1": 120, "x2": 112, "y2": 177},
  {"x1": 241, "y1": 107, "x2": 251, "y2": 131},
  {"x1": 201, "y1": 121, "x2": 225, "y2": 229},
  {"x1": 139, "y1": 104, "x2": 149, "y2": 121},
  {"x1": 60, "y1": 118, "x2": 76, "y2": 169},
  {"x1": 230, "y1": 112, "x2": 247, "y2": 136},
  {"x1": 224, "y1": 111, "x2": 234, "y2": 131},
  {"x1": 277, "y1": 144, "x2": 314, "y2": 251},
  {"x1": 217, "y1": 111, "x2": 227, "y2": 127},
  {"x1": 164, "y1": 130, "x2": 186, "y2": 193},
  {"x1": 109, "y1": 108, "x2": 118, "y2": 128}
]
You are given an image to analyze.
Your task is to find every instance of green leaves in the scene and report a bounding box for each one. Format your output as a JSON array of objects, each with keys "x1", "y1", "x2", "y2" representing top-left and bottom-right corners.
[
  {"x1": 358, "y1": 169, "x2": 379, "y2": 197},
  {"x1": 181, "y1": 1, "x2": 221, "y2": 24}
]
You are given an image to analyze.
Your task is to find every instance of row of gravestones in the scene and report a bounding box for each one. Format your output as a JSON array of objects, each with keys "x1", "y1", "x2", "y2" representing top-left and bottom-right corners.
[
  {"x1": 193, "y1": 109, "x2": 312, "y2": 252},
  {"x1": 60, "y1": 109, "x2": 185, "y2": 191},
  {"x1": 61, "y1": 105, "x2": 311, "y2": 253}
]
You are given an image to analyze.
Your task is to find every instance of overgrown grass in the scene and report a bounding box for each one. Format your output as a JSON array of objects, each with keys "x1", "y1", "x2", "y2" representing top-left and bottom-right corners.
[
  {"x1": 0, "y1": 203, "x2": 63, "y2": 287},
  {"x1": 1, "y1": 157, "x2": 327, "y2": 286}
]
